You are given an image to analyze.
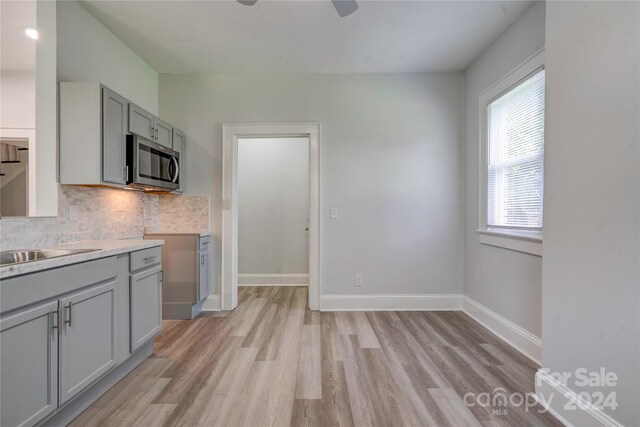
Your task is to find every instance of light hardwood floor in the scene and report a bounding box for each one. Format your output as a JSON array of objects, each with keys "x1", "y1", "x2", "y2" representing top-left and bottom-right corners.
[{"x1": 70, "y1": 286, "x2": 561, "y2": 427}]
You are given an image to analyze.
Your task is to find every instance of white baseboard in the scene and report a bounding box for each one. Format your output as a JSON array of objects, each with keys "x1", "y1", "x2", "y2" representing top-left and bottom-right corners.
[
  {"x1": 202, "y1": 295, "x2": 221, "y2": 311},
  {"x1": 238, "y1": 273, "x2": 309, "y2": 285},
  {"x1": 462, "y1": 296, "x2": 542, "y2": 365},
  {"x1": 320, "y1": 294, "x2": 462, "y2": 311},
  {"x1": 535, "y1": 370, "x2": 623, "y2": 427},
  {"x1": 238, "y1": 283, "x2": 308, "y2": 287}
]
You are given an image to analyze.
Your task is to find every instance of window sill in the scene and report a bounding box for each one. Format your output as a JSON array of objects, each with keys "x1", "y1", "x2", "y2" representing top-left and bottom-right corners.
[{"x1": 477, "y1": 229, "x2": 542, "y2": 256}]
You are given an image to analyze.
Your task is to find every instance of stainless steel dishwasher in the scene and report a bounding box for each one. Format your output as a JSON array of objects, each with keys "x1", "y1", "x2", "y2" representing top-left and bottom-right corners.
[{"x1": 144, "y1": 232, "x2": 211, "y2": 319}]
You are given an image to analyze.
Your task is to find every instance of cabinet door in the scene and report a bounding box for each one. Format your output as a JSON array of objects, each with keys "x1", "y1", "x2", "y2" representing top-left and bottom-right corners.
[
  {"x1": 1, "y1": 301, "x2": 59, "y2": 427},
  {"x1": 198, "y1": 249, "x2": 209, "y2": 303},
  {"x1": 59, "y1": 282, "x2": 117, "y2": 405},
  {"x1": 172, "y1": 129, "x2": 184, "y2": 193},
  {"x1": 102, "y1": 87, "x2": 128, "y2": 185},
  {"x1": 129, "y1": 103, "x2": 154, "y2": 139},
  {"x1": 154, "y1": 117, "x2": 173, "y2": 148},
  {"x1": 130, "y1": 265, "x2": 162, "y2": 352}
]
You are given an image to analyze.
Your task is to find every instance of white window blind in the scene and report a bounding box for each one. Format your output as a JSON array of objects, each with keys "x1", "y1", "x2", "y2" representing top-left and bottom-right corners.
[{"x1": 487, "y1": 68, "x2": 545, "y2": 230}]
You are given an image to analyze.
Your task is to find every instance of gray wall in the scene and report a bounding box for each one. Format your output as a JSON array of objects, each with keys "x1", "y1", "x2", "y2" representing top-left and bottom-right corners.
[
  {"x1": 159, "y1": 72, "x2": 464, "y2": 296},
  {"x1": 57, "y1": 0, "x2": 158, "y2": 114},
  {"x1": 238, "y1": 137, "x2": 309, "y2": 275},
  {"x1": 0, "y1": 71, "x2": 35, "y2": 129},
  {"x1": 463, "y1": 1, "x2": 545, "y2": 336},
  {"x1": 542, "y1": 1, "x2": 639, "y2": 425}
]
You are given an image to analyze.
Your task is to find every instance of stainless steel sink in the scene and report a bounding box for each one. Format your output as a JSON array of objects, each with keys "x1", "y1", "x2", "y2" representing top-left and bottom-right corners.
[{"x1": 0, "y1": 249, "x2": 99, "y2": 266}]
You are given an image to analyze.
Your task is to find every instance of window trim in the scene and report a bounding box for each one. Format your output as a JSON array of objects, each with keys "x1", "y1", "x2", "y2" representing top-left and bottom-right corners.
[{"x1": 478, "y1": 49, "x2": 545, "y2": 256}]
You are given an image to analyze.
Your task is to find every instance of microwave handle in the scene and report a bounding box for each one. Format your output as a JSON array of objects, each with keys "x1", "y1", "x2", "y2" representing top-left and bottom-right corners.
[{"x1": 170, "y1": 156, "x2": 179, "y2": 183}]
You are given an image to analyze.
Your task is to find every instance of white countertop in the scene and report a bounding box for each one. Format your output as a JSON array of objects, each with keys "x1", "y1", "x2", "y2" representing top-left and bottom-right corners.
[
  {"x1": 0, "y1": 239, "x2": 164, "y2": 279},
  {"x1": 145, "y1": 231, "x2": 212, "y2": 238}
]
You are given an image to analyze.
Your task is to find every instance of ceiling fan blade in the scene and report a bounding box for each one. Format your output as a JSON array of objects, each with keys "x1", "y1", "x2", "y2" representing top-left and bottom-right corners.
[
  {"x1": 331, "y1": 0, "x2": 359, "y2": 17},
  {"x1": 237, "y1": 0, "x2": 258, "y2": 5}
]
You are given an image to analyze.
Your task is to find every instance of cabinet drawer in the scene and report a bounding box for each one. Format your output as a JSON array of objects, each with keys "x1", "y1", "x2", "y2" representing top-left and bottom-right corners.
[
  {"x1": 130, "y1": 247, "x2": 162, "y2": 272},
  {"x1": 1, "y1": 257, "x2": 117, "y2": 314},
  {"x1": 199, "y1": 235, "x2": 212, "y2": 251}
]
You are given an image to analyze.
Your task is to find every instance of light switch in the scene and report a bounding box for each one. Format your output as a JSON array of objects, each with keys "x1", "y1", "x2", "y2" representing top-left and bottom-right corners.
[{"x1": 330, "y1": 208, "x2": 338, "y2": 219}]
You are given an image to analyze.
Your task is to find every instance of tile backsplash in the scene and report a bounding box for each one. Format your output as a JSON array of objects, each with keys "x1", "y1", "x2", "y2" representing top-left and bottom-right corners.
[{"x1": 0, "y1": 185, "x2": 210, "y2": 250}]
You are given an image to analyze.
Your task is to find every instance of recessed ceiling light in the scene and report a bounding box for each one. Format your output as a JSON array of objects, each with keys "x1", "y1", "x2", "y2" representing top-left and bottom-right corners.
[{"x1": 25, "y1": 28, "x2": 38, "y2": 40}]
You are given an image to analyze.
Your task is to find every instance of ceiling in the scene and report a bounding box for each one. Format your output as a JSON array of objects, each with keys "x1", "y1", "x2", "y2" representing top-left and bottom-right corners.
[
  {"x1": 1, "y1": 1, "x2": 37, "y2": 71},
  {"x1": 81, "y1": 0, "x2": 533, "y2": 74}
]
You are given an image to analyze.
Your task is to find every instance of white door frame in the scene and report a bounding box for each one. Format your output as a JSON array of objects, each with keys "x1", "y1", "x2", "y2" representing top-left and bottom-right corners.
[{"x1": 222, "y1": 123, "x2": 321, "y2": 310}]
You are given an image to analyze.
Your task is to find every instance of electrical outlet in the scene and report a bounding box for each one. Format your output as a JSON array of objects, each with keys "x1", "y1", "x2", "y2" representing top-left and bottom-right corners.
[
  {"x1": 355, "y1": 274, "x2": 363, "y2": 287},
  {"x1": 69, "y1": 205, "x2": 78, "y2": 222},
  {"x1": 330, "y1": 208, "x2": 338, "y2": 219}
]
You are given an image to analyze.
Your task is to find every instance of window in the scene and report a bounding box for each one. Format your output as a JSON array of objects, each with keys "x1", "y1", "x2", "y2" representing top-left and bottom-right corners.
[
  {"x1": 478, "y1": 50, "x2": 544, "y2": 256},
  {"x1": 487, "y1": 68, "x2": 545, "y2": 230}
]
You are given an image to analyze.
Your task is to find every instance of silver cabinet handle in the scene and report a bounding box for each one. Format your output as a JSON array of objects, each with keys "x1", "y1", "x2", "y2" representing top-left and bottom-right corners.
[
  {"x1": 150, "y1": 126, "x2": 154, "y2": 138},
  {"x1": 155, "y1": 127, "x2": 158, "y2": 140},
  {"x1": 65, "y1": 302, "x2": 73, "y2": 326},
  {"x1": 51, "y1": 308, "x2": 59, "y2": 331},
  {"x1": 143, "y1": 256, "x2": 156, "y2": 262}
]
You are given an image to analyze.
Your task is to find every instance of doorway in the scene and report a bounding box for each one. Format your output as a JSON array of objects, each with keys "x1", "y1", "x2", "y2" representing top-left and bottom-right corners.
[
  {"x1": 222, "y1": 123, "x2": 321, "y2": 310},
  {"x1": 237, "y1": 137, "x2": 310, "y2": 287}
]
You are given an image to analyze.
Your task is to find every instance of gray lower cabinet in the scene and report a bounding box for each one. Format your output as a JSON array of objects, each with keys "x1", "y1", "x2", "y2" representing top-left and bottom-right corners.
[
  {"x1": 130, "y1": 265, "x2": 162, "y2": 352},
  {"x1": 198, "y1": 246, "x2": 209, "y2": 303},
  {"x1": 0, "y1": 301, "x2": 58, "y2": 427},
  {"x1": 143, "y1": 233, "x2": 210, "y2": 319},
  {"x1": 0, "y1": 250, "x2": 163, "y2": 426},
  {"x1": 58, "y1": 282, "x2": 117, "y2": 405},
  {"x1": 102, "y1": 87, "x2": 128, "y2": 185}
]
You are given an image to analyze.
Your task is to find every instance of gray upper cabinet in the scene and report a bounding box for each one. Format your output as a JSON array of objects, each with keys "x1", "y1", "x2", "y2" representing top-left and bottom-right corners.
[
  {"x1": 60, "y1": 83, "x2": 129, "y2": 187},
  {"x1": 58, "y1": 282, "x2": 117, "y2": 405},
  {"x1": 172, "y1": 128, "x2": 185, "y2": 193},
  {"x1": 154, "y1": 117, "x2": 173, "y2": 148},
  {"x1": 102, "y1": 87, "x2": 128, "y2": 185},
  {"x1": 129, "y1": 103, "x2": 173, "y2": 149},
  {"x1": 129, "y1": 103, "x2": 155, "y2": 140},
  {"x1": 1, "y1": 301, "x2": 59, "y2": 427},
  {"x1": 61, "y1": 82, "x2": 180, "y2": 189}
]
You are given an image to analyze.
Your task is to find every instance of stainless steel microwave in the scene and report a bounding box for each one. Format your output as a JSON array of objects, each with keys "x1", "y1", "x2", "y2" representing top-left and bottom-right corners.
[{"x1": 126, "y1": 134, "x2": 179, "y2": 191}]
